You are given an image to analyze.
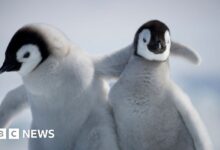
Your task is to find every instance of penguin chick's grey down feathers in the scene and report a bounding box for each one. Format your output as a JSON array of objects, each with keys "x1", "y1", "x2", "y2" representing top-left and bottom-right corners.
[
  {"x1": 170, "y1": 41, "x2": 201, "y2": 65},
  {"x1": 109, "y1": 20, "x2": 212, "y2": 150},
  {"x1": 0, "y1": 24, "x2": 122, "y2": 150},
  {"x1": 0, "y1": 85, "x2": 27, "y2": 128}
]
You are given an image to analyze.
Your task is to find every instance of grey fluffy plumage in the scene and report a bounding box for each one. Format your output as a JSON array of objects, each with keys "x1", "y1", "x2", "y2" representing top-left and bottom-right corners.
[
  {"x1": 0, "y1": 24, "x2": 125, "y2": 150},
  {"x1": 109, "y1": 20, "x2": 212, "y2": 150}
]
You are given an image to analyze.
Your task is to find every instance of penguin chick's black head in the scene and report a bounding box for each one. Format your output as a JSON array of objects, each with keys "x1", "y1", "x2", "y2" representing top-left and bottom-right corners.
[
  {"x1": 134, "y1": 20, "x2": 170, "y2": 59},
  {"x1": 0, "y1": 26, "x2": 49, "y2": 74}
]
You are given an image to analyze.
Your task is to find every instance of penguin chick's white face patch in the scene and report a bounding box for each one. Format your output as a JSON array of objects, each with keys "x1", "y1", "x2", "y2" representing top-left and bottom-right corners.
[
  {"x1": 137, "y1": 29, "x2": 171, "y2": 61},
  {"x1": 16, "y1": 44, "x2": 42, "y2": 76}
]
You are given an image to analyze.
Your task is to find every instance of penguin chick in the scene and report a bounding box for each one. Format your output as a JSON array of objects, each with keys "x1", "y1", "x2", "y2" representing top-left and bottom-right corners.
[
  {"x1": 109, "y1": 20, "x2": 212, "y2": 150},
  {"x1": 0, "y1": 40, "x2": 134, "y2": 130},
  {"x1": 0, "y1": 24, "x2": 119, "y2": 150}
]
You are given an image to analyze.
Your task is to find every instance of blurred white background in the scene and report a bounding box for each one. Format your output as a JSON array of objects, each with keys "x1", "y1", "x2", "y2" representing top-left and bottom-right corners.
[{"x1": 0, "y1": 0, "x2": 219, "y2": 149}]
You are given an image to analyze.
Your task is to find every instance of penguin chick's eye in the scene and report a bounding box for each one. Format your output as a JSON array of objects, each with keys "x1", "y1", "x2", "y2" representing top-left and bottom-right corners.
[
  {"x1": 143, "y1": 38, "x2": 147, "y2": 43},
  {"x1": 23, "y1": 52, "x2": 30, "y2": 58}
]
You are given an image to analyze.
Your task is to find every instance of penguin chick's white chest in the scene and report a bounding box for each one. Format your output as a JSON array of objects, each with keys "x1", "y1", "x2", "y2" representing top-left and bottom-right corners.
[{"x1": 110, "y1": 56, "x2": 194, "y2": 150}]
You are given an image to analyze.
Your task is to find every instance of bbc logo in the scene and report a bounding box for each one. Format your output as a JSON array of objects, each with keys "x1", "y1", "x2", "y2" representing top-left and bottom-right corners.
[{"x1": 0, "y1": 128, "x2": 19, "y2": 139}]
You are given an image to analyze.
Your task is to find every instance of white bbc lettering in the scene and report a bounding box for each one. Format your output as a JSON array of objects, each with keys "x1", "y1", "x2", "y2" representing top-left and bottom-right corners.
[
  {"x1": 0, "y1": 128, "x2": 55, "y2": 139},
  {"x1": 23, "y1": 129, "x2": 30, "y2": 138},
  {"x1": 38, "y1": 130, "x2": 49, "y2": 138},
  {"x1": 48, "y1": 130, "x2": 55, "y2": 138},
  {"x1": 22, "y1": 129, "x2": 55, "y2": 138},
  {"x1": 31, "y1": 129, "x2": 38, "y2": 138}
]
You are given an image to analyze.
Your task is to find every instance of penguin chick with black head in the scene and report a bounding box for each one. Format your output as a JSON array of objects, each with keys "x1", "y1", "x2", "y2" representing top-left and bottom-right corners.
[
  {"x1": 109, "y1": 20, "x2": 213, "y2": 150},
  {"x1": 0, "y1": 24, "x2": 120, "y2": 150}
]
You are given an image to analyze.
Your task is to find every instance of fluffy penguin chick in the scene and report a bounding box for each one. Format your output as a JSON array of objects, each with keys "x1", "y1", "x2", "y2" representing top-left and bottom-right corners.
[
  {"x1": 109, "y1": 20, "x2": 213, "y2": 150},
  {"x1": 0, "y1": 24, "x2": 119, "y2": 150}
]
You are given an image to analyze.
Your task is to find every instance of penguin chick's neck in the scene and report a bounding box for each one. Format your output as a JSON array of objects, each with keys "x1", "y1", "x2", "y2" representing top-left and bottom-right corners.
[{"x1": 128, "y1": 56, "x2": 170, "y2": 87}]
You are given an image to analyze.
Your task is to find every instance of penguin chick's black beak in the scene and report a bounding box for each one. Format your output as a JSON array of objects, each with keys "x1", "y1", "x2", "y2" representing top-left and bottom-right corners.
[
  {"x1": 0, "y1": 60, "x2": 21, "y2": 74},
  {"x1": 148, "y1": 42, "x2": 166, "y2": 54}
]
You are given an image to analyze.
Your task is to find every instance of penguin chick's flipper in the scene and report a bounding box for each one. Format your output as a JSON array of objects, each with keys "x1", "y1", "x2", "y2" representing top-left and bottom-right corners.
[
  {"x1": 170, "y1": 41, "x2": 201, "y2": 65},
  {"x1": 93, "y1": 44, "x2": 134, "y2": 79},
  {"x1": 169, "y1": 81, "x2": 213, "y2": 150},
  {"x1": 0, "y1": 85, "x2": 28, "y2": 128}
]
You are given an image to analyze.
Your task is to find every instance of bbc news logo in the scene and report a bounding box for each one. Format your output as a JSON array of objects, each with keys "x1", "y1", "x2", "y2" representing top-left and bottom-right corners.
[{"x1": 0, "y1": 128, "x2": 55, "y2": 139}]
